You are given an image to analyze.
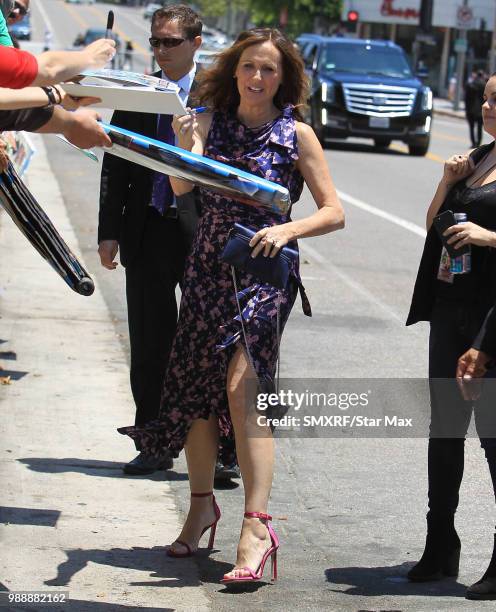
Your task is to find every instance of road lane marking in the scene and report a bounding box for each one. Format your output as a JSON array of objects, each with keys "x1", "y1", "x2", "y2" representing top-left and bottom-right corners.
[
  {"x1": 298, "y1": 241, "x2": 404, "y2": 324},
  {"x1": 432, "y1": 130, "x2": 467, "y2": 143},
  {"x1": 389, "y1": 143, "x2": 444, "y2": 163},
  {"x1": 336, "y1": 189, "x2": 427, "y2": 238},
  {"x1": 116, "y1": 8, "x2": 152, "y2": 36},
  {"x1": 86, "y1": 5, "x2": 150, "y2": 58},
  {"x1": 61, "y1": 1, "x2": 88, "y2": 29},
  {"x1": 36, "y1": 0, "x2": 60, "y2": 45}
]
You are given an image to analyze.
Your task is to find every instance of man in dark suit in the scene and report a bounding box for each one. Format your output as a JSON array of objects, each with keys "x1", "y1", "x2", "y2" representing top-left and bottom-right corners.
[{"x1": 98, "y1": 5, "x2": 202, "y2": 475}]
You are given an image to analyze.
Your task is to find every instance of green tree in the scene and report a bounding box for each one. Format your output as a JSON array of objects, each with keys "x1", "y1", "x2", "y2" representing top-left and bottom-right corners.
[{"x1": 249, "y1": 0, "x2": 342, "y2": 35}]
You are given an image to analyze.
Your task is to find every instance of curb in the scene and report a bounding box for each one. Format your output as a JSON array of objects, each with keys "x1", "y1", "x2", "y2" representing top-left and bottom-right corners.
[{"x1": 433, "y1": 108, "x2": 465, "y2": 120}]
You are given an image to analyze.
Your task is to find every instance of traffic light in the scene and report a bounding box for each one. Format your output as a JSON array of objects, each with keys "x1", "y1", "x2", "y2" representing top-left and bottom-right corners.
[{"x1": 347, "y1": 10, "x2": 359, "y2": 23}]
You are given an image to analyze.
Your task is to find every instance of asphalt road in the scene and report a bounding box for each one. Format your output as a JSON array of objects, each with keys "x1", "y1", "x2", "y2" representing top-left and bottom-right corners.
[{"x1": 22, "y1": 2, "x2": 496, "y2": 610}]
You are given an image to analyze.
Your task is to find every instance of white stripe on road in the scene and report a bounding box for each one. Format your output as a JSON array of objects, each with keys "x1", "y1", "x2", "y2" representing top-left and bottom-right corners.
[
  {"x1": 298, "y1": 188, "x2": 428, "y2": 323},
  {"x1": 36, "y1": 0, "x2": 59, "y2": 47},
  {"x1": 337, "y1": 189, "x2": 427, "y2": 238},
  {"x1": 298, "y1": 241, "x2": 404, "y2": 324}
]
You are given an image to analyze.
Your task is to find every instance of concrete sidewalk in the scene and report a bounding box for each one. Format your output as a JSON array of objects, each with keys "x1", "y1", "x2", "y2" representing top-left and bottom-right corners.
[
  {"x1": 0, "y1": 135, "x2": 210, "y2": 611},
  {"x1": 433, "y1": 97, "x2": 465, "y2": 120}
]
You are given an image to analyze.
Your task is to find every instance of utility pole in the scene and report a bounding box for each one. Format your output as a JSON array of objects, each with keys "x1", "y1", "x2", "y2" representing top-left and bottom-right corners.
[
  {"x1": 414, "y1": 0, "x2": 434, "y2": 71},
  {"x1": 490, "y1": 1, "x2": 496, "y2": 74},
  {"x1": 454, "y1": 0, "x2": 471, "y2": 111}
]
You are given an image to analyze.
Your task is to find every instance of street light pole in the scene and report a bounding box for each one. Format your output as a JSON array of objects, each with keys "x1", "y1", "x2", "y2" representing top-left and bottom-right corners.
[
  {"x1": 454, "y1": 0, "x2": 469, "y2": 111},
  {"x1": 490, "y1": 1, "x2": 496, "y2": 74}
]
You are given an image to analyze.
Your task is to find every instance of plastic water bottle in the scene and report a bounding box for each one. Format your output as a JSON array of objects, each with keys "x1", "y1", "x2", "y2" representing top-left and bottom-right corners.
[{"x1": 450, "y1": 213, "x2": 471, "y2": 274}]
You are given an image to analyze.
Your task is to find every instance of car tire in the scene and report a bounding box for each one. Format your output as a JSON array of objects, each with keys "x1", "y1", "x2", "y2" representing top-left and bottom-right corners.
[
  {"x1": 408, "y1": 136, "x2": 430, "y2": 156},
  {"x1": 374, "y1": 138, "x2": 391, "y2": 149}
]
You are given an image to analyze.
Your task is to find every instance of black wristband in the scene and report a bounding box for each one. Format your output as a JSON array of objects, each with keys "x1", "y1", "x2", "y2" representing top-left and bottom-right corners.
[
  {"x1": 52, "y1": 85, "x2": 62, "y2": 104},
  {"x1": 41, "y1": 86, "x2": 57, "y2": 106}
]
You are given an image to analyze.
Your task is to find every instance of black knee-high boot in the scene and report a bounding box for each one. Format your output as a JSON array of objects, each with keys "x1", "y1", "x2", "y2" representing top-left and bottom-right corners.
[
  {"x1": 466, "y1": 447, "x2": 496, "y2": 600},
  {"x1": 408, "y1": 438, "x2": 463, "y2": 582}
]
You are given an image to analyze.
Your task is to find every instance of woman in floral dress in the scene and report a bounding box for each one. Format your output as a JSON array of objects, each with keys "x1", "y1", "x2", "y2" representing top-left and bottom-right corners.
[{"x1": 119, "y1": 28, "x2": 344, "y2": 583}]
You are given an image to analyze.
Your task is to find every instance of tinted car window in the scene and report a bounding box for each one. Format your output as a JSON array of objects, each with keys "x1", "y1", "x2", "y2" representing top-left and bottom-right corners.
[
  {"x1": 302, "y1": 43, "x2": 318, "y2": 67},
  {"x1": 318, "y1": 43, "x2": 412, "y2": 79}
]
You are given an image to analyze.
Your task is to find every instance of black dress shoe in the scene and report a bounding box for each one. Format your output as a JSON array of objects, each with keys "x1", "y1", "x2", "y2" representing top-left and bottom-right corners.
[
  {"x1": 214, "y1": 461, "x2": 240, "y2": 483},
  {"x1": 123, "y1": 452, "x2": 173, "y2": 475}
]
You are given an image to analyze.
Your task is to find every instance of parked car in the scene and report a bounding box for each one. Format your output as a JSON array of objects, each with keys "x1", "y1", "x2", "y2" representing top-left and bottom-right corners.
[
  {"x1": 9, "y1": 14, "x2": 30, "y2": 40},
  {"x1": 201, "y1": 26, "x2": 231, "y2": 50},
  {"x1": 298, "y1": 36, "x2": 433, "y2": 156},
  {"x1": 65, "y1": 0, "x2": 95, "y2": 4},
  {"x1": 194, "y1": 49, "x2": 218, "y2": 72},
  {"x1": 143, "y1": 3, "x2": 161, "y2": 19}
]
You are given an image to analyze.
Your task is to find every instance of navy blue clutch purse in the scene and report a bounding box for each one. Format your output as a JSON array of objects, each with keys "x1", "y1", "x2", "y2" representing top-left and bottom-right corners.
[{"x1": 221, "y1": 223, "x2": 298, "y2": 289}]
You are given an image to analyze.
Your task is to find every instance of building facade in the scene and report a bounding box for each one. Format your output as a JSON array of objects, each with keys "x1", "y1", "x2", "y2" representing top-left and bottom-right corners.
[{"x1": 342, "y1": 0, "x2": 495, "y2": 95}]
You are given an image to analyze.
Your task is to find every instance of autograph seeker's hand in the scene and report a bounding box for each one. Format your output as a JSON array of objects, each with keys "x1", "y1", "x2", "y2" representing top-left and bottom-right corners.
[
  {"x1": 63, "y1": 108, "x2": 112, "y2": 148},
  {"x1": 56, "y1": 85, "x2": 102, "y2": 111},
  {"x1": 98, "y1": 240, "x2": 119, "y2": 270},
  {"x1": 83, "y1": 38, "x2": 117, "y2": 69},
  {"x1": 444, "y1": 221, "x2": 496, "y2": 250},
  {"x1": 442, "y1": 153, "x2": 475, "y2": 186},
  {"x1": 249, "y1": 225, "x2": 293, "y2": 258}
]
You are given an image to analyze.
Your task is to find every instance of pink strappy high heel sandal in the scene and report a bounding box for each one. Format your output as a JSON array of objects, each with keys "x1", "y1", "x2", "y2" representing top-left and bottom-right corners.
[
  {"x1": 221, "y1": 512, "x2": 279, "y2": 583},
  {"x1": 167, "y1": 491, "x2": 221, "y2": 558}
]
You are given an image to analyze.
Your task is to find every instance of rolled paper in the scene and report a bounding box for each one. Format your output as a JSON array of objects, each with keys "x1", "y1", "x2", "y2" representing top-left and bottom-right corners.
[
  {"x1": 0, "y1": 162, "x2": 95, "y2": 296},
  {"x1": 101, "y1": 122, "x2": 291, "y2": 215}
]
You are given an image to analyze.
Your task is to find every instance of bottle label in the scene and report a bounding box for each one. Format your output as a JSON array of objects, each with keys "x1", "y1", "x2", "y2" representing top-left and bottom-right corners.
[{"x1": 437, "y1": 247, "x2": 454, "y2": 283}]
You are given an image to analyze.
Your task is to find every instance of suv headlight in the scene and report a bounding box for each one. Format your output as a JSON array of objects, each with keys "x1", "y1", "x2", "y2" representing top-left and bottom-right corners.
[
  {"x1": 321, "y1": 81, "x2": 335, "y2": 104},
  {"x1": 420, "y1": 87, "x2": 433, "y2": 111}
]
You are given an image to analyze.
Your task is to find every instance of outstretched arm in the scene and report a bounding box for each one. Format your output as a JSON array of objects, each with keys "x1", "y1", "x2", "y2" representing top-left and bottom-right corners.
[{"x1": 32, "y1": 39, "x2": 116, "y2": 86}]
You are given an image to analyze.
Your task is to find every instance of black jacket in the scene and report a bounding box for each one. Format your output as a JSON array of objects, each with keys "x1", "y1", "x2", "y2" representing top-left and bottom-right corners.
[
  {"x1": 465, "y1": 77, "x2": 486, "y2": 119},
  {"x1": 98, "y1": 79, "x2": 199, "y2": 266},
  {"x1": 473, "y1": 306, "x2": 496, "y2": 356},
  {"x1": 406, "y1": 143, "x2": 496, "y2": 326},
  {"x1": 0, "y1": 106, "x2": 54, "y2": 132}
]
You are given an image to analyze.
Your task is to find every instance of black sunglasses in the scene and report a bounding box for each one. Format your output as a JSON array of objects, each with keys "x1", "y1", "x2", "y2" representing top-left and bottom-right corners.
[{"x1": 149, "y1": 36, "x2": 186, "y2": 49}]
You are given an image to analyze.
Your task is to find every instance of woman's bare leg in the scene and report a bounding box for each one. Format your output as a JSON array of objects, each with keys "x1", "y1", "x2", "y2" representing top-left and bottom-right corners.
[
  {"x1": 223, "y1": 347, "x2": 275, "y2": 578},
  {"x1": 168, "y1": 414, "x2": 219, "y2": 554}
]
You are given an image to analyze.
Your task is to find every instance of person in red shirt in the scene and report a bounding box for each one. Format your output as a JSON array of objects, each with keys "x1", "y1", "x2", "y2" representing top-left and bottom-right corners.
[{"x1": 0, "y1": 46, "x2": 37, "y2": 87}]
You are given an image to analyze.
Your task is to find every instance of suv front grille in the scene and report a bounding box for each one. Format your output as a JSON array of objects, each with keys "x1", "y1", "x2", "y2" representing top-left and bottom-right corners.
[{"x1": 342, "y1": 83, "x2": 417, "y2": 118}]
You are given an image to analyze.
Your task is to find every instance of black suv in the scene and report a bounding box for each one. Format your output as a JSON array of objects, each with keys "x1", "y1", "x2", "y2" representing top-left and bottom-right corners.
[{"x1": 297, "y1": 36, "x2": 433, "y2": 156}]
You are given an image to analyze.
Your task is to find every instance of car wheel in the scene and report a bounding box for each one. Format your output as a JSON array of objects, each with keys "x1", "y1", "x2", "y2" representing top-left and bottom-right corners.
[
  {"x1": 374, "y1": 138, "x2": 391, "y2": 149},
  {"x1": 408, "y1": 136, "x2": 430, "y2": 156}
]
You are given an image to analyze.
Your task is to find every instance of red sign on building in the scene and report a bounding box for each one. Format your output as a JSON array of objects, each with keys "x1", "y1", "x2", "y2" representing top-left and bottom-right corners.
[{"x1": 380, "y1": 0, "x2": 420, "y2": 20}]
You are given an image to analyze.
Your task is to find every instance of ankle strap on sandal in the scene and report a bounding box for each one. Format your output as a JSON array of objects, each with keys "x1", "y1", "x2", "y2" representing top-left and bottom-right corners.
[
  {"x1": 191, "y1": 491, "x2": 213, "y2": 497},
  {"x1": 244, "y1": 511, "x2": 272, "y2": 521}
]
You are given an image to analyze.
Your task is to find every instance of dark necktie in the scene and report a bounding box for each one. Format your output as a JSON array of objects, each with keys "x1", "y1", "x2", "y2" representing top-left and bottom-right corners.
[{"x1": 151, "y1": 113, "x2": 174, "y2": 214}]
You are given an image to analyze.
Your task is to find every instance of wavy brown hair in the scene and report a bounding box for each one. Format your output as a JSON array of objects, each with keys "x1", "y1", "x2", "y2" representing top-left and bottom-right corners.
[{"x1": 195, "y1": 28, "x2": 309, "y2": 121}]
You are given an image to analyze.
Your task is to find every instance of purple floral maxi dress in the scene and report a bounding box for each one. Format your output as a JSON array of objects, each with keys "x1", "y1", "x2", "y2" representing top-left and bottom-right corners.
[{"x1": 118, "y1": 105, "x2": 311, "y2": 463}]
